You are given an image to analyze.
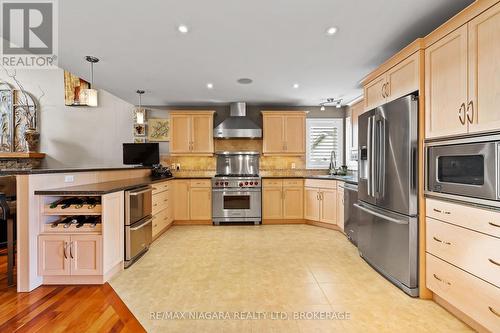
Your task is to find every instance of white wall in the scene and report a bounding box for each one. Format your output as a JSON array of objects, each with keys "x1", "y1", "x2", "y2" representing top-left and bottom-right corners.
[{"x1": 1, "y1": 68, "x2": 134, "y2": 168}]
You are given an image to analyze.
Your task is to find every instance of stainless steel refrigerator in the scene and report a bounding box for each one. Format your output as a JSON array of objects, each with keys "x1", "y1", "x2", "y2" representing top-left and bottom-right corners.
[{"x1": 356, "y1": 94, "x2": 419, "y2": 297}]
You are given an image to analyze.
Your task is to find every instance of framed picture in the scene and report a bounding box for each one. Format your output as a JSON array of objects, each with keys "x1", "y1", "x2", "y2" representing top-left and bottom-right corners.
[
  {"x1": 133, "y1": 123, "x2": 146, "y2": 137},
  {"x1": 134, "y1": 137, "x2": 146, "y2": 143},
  {"x1": 148, "y1": 118, "x2": 170, "y2": 142},
  {"x1": 64, "y1": 71, "x2": 91, "y2": 106}
]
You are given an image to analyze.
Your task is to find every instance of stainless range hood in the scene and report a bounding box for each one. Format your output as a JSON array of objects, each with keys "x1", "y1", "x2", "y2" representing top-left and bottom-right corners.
[{"x1": 213, "y1": 102, "x2": 262, "y2": 139}]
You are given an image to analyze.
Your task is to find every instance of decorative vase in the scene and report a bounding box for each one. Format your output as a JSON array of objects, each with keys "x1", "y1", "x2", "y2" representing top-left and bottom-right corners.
[{"x1": 24, "y1": 128, "x2": 40, "y2": 152}]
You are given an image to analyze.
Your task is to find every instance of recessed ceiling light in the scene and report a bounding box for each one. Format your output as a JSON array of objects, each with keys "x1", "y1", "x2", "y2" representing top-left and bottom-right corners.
[
  {"x1": 237, "y1": 78, "x2": 253, "y2": 84},
  {"x1": 293, "y1": 83, "x2": 300, "y2": 89},
  {"x1": 178, "y1": 25, "x2": 189, "y2": 34},
  {"x1": 326, "y1": 27, "x2": 338, "y2": 36},
  {"x1": 206, "y1": 83, "x2": 214, "y2": 89}
]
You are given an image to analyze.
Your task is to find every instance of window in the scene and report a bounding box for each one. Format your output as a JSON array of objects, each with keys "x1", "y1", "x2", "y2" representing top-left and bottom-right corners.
[{"x1": 306, "y1": 118, "x2": 343, "y2": 169}]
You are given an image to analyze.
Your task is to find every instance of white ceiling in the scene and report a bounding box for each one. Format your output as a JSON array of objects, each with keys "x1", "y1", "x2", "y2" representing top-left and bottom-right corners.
[{"x1": 59, "y1": 0, "x2": 474, "y2": 106}]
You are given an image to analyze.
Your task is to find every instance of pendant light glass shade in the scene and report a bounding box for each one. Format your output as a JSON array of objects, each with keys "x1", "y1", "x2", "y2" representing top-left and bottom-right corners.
[{"x1": 80, "y1": 88, "x2": 98, "y2": 107}]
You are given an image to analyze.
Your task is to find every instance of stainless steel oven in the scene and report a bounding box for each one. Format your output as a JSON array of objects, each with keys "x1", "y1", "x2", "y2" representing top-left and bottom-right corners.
[
  {"x1": 426, "y1": 135, "x2": 500, "y2": 207},
  {"x1": 212, "y1": 183, "x2": 261, "y2": 224},
  {"x1": 125, "y1": 186, "x2": 153, "y2": 268}
]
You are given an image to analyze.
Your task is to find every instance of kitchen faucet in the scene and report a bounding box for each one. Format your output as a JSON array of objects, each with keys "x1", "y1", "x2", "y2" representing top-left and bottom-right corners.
[{"x1": 329, "y1": 150, "x2": 337, "y2": 175}]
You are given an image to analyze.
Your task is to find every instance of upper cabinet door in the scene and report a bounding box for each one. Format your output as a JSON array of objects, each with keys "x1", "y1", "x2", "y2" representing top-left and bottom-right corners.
[
  {"x1": 468, "y1": 3, "x2": 500, "y2": 134},
  {"x1": 191, "y1": 115, "x2": 214, "y2": 154},
  {"x1": 262, "y1": 115, "x2": 285, "y2": 154},
  {"x1": 425, "y1": 25, "x2": 469, "y2": 139},
  {"x1": 386, "y1": 52, "x2": 420, "y2": 102},
  {"x1": 170, "y1": 115, "x2": 191, "y2": 153},
  {"x1": 284, "y1": 115, "x2": 305, "y2": 154},
  {"x1": 364, "y1": 74, "x2": 387, "y2": 111}
]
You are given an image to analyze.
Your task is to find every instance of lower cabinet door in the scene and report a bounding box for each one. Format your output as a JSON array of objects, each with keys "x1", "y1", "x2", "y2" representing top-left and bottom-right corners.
[
  {"x1": 38, "y1": 235, "x2": 71, "y2": 276},
  {"x1": 189, "y1": 187, "x2": 212, "y2": 220},
  {"x1": 70, "y1": 235, "x2": 102, "y2": 276},
  {"x1": 283, "y1": 187, "x2": 303, "y2": 219},
  {"x1": 320, "y1": 189, "x2": 337, "y2": 224},
  {"x1": 173, "y1": 180, "x2": 190, "y2": 220},
  {"x1": 304, "y1": 187, "x2": 320, "y2": 221},
  {"x1": 263, "y1": 187, "x2": 284, "y2": 219}
]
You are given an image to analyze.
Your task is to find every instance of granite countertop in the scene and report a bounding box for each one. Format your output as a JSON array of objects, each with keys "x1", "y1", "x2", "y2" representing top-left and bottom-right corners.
[
  {"x1": 1, "y1": 166, "x2": 152, "y2": 175},
  {"x1": 262, "y1": 174, "x2": 358, "y2": 185},
  {"x1": 33, "y1": 175, "x2": 213, "y2": 195}
]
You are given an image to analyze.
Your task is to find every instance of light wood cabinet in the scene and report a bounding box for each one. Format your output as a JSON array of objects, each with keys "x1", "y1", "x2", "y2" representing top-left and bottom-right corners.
[
  {"x1": 172, "y1": 179, "x2": 211, "y2": 221},
  {"x1": 337, "y1": 186, "x2": 345, "y2": 231},
  {"x1": 189, "y1": 187, "x2": 211, "y2": 220},
  {"x1": 304, "y1": 187, "x2": 320, "y2": 221},
  {"x1": 349, "y1": 99, "x2": 364, "y2": 151},
  {"x1": 70, "y1": 235, "x2": 102, "y2": 276},
  {"x1": 262, "y1": 186, "x2": 283, "y2": 219},
  {"x1": 261, "y1": 111, "x2": 307, "y2": 155},
  {"x1": 39, "y1": 234, "x2": 102, "y2": 277},
  {"x1": 364, "y1": 53, "x2": 420, "y2": 111},
  {"x1": 319, "y1": 189, "x2": 337, "y2": 224},
  {"x1": 38, "y1": 235, "x2": 70, "y2": 276},
  {"x1": 262, "y1": 179, "x2": 303, "y2": 221},
  {"x1": 468, "y1": 3, "x2": 500, "y2": 134},
  {"x1": 426, "y1": 3, "x2": 500, "y2": 139},
  {"x1": 425, "y1": 25, "x2": 468, "y2": 138},
  {"x1": 152, "y1": 181, "x2": 172, "y2": 239},
  {"x1": 170, "y1": 111, "x2": 215, "y2": 155},
  {"x1": 303, "y1": 180, "x2": 337, "y2": 225}
]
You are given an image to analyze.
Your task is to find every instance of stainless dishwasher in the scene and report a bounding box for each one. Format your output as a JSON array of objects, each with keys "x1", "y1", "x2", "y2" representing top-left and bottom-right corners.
[
  {"x1": 340, "y1": 183, "x2": 358, "y2": 246},
  {"x1": 125, "y1": 186, "x2": 153, "y2": 268}
]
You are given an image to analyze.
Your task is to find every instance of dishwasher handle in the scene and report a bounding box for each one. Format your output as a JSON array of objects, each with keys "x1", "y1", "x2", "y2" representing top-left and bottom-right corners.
[
  {"x1": 128, "y1": 186, "x2": 153, "y2": 196},
  {"x1": 130, "y1": 217, "x2": 153, "y2": 231}
]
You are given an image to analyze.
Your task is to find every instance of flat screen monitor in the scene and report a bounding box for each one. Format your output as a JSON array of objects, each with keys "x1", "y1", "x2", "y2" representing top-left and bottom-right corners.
[{"x1": 123, "y1": 143, "x2": 159, "y2": 166}]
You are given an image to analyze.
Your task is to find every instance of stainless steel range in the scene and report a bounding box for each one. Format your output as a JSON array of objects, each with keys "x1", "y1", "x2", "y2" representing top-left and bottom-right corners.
[{"x1": 212, "y1": 151, "x2": 262, "y2": 225}]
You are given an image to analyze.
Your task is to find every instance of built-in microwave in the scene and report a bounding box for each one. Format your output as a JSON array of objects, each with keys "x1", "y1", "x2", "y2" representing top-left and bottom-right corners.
[{"x1": 426, "y1": 135, "x2": 500, "y2": 207}]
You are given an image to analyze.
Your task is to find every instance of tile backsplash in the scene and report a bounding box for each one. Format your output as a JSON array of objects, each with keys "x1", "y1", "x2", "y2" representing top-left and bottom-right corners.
[{"x1": 161, "y1": 139, "x2": 328, "y2": 177}]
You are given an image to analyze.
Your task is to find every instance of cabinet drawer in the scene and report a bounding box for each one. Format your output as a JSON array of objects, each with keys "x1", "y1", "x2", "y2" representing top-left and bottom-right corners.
[
  {"x1": 190, "y1": 179, "x2": 211, "y2": 188},
  {"x1": 426, "y1": 198, "x2": 500, "y2": 238},
  {"x1": 283, "y1": 179, "x2": 303, "y2": 187},
  {"x1": 152, "y1": 181, "x2": 170, "y2": 195},
  {"x1": 426, "y1": 254, "x2": 500, "y2": 332},
  {"x1": 152, "y1": 191, "x2": 169, "y2": 215},
  {"x1": 426, "y1": 217, "x2": 500, "y2": 287},
  {"x1": 263, "y1": 179, "x2": 283, "y2": 188},
  {"x1": 152, "y1": 209, "x2": 169, "y2": 237},
  {"x1": 304, "y1": 179, "x2": 337, "y2": 189}
]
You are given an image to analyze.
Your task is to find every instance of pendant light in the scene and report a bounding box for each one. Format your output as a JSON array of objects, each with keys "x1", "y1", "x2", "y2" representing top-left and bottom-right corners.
[
  {"x1": 135, "y1": 90, "x2": 146, "y2": 124},
  {"x1": 80, "y1": 56, "x2": 99, "y2": 107}
]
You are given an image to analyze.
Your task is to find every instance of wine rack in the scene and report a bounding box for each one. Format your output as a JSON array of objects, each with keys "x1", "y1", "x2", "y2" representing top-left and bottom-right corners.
[{"x1": 43, "y1": 196, "x2": 102, "y2": 215}]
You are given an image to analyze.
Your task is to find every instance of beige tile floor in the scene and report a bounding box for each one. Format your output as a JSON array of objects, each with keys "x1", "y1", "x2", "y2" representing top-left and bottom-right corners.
[{"x1": 110, "y1": 225, "x2": 472, "y2": 333}]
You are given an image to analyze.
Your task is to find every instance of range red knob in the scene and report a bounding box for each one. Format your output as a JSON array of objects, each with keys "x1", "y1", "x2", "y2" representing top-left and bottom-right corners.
[
  {"x1": 239, "y1": 182, "x2": 243, "y2": 187},
  {"x1": 225, "y1": 182, "x2": 229, "y2": 186},
  {"x1": 250, "y1": 182, "x2": 254, "y2": 185},
  {"x1": 245, "y1": 182, "x2": 249, "y2": 185},
  {"x1": 215, "y1": 182, "x2": 219, "y2": 186},
  {"x1": 255, "y1": 181, "x2": 259, "y2": 185}
]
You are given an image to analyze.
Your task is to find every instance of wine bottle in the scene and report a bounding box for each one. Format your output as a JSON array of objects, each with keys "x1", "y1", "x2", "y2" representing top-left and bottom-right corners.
[
  {"x1": 86, "y1": 197, "x2": 100, "y2": 209},
  {"x1": 61, "y1": 197, "x2": 84, "y2": 209},
  {"x1": 49, "y1": 198, "x2": 65, "y2": 209},
  {"x1": 77, "y1": 216, "x2": 100, "y2": 228},
  {"x1": 64, "y1": 215, "x2": 86, "y2": 228},
  {"x1": 51, "y1": 216, "x2": 73, "y2": 228}
]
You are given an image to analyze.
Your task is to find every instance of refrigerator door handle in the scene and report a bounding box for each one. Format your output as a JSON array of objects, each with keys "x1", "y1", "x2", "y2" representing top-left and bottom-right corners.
[
  {"x1": 367, "y1": 116, "x2": 373, "y2": 197},
  {"x1": 370, "y1": 116, "x2": 377, "y2": 197},
  {"x1": 353, "y1": 203, "x2": 409, "y2": 225},
  {"x1": 377, "y1": 117, "x2": 386, "y2": 198}
]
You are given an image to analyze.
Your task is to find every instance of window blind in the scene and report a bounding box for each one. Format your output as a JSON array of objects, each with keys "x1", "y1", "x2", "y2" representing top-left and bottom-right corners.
[{"x1": 306, "y1": 118, "x2": 344, "y2": 169}]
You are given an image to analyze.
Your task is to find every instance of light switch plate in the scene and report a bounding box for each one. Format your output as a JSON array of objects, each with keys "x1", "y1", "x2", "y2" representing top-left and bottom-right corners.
[{"x1": 64, "y1": 175, "x2": 74, "y2": 183}]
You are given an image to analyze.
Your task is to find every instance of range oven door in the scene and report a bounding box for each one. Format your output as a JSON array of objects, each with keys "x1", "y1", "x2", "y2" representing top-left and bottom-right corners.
[
  {"x1": 427, "y1": 140, "x2": 499, "y2": 202},
  {"x1": 125, "y1": 186, "x2": 152, "y2": 225},
  {"x1": 212, "y1": 189, "x2": 261, "y2": 219}
]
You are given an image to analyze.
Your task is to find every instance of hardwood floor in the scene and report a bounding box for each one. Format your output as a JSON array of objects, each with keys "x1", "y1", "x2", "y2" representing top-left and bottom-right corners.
[{"x1": 0, "y1": 248, "x2": 145, "y2": 332}]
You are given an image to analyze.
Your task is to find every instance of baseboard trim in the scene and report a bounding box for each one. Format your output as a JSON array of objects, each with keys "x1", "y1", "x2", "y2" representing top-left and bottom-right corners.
[
  {"x1": 262, "y1": 219, "x2": 306, "y2": 224},
  {"x1": 306, "y1": 220, "x2": 343, "y2": 232},
  {"x1": 153, "y1": 222, "x2": 174, "y2": 241},
  {"x1": 433, "y1": 294, "x2": 487, "y2": 333},
  {"x1": 173, "y1": 220, "x2": 212, "y2": 225}
]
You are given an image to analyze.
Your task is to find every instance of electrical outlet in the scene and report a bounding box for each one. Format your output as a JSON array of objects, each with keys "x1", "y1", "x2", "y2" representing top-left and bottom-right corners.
[
  {"x1": 171, "y1": 163, "x2": 176, "y2": 170},
  {"x1": 291, "y1": 163, "x2": 296, "y2": 169},
  {"x1": 64, "y1": 175, "x2": 74, "y2": 183},
  {"x1": 176, "y1": 163, "x2": 181, "y2": 171}
]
